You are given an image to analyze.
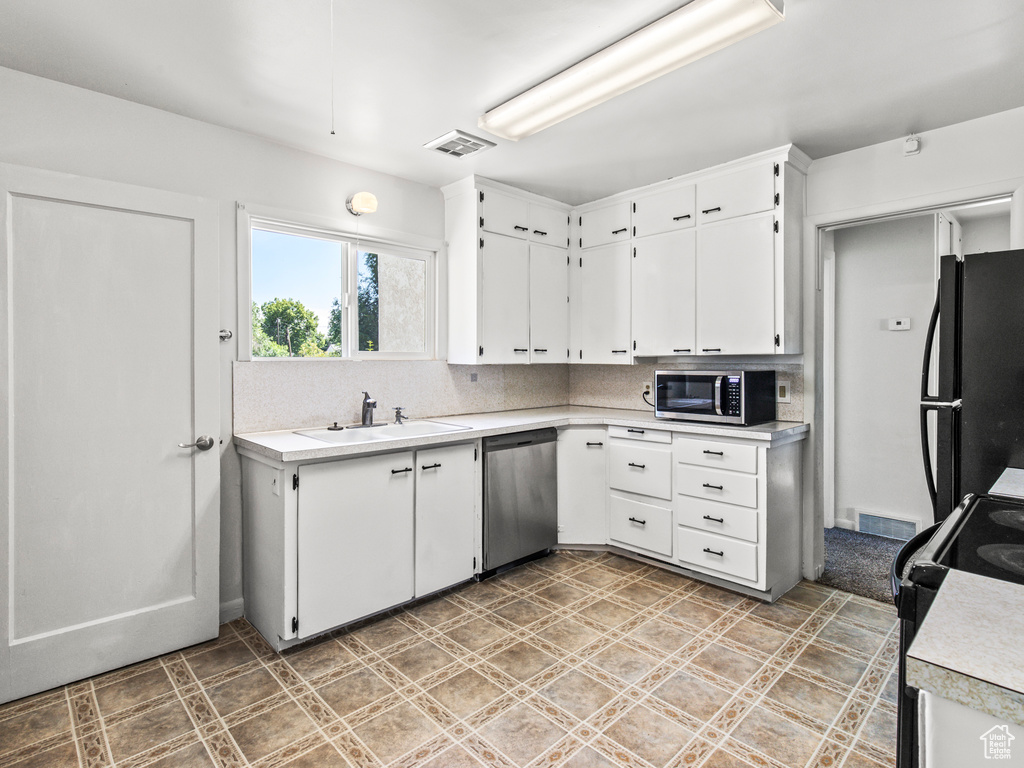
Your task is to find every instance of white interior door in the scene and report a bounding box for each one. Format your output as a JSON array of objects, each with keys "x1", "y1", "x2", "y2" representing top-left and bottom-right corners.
[{"x1": 0, "y1": 164, "x2": 220, "y2": 703}]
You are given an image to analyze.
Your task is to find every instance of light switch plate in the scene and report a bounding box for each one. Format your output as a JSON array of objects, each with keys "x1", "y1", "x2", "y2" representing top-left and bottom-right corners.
[{"x1": 777, "y1": 380, "x2": 791, "y2": 404}]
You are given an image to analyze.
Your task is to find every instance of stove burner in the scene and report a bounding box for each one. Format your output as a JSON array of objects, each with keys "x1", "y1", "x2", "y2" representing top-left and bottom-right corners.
[
  {"x1": 990, "y1": 508, "x2": 1024, "y2": 533},
  {"x1": 977, "y1": 543, "x2": 1024, "y2": 577}
]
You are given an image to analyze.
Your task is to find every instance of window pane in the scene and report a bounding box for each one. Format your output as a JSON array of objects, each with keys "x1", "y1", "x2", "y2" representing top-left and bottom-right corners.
[
  {"x1": 251, "y1": 228, "x2": 343, "y2": 357},
  {"x1": 358, "y1": 250, "x2": 426, "y2": 354}
]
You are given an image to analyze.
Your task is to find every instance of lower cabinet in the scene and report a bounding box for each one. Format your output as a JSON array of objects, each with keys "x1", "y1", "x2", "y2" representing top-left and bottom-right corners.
[
  {"x1": 415, "y1": 443, "x2": 477, "y2": 597},
  {"x1": 556, "y1": 427, "x2": 608, "y2": 544},
  {"x1": 607, "y1": 426, "x2": 674, "y2": 559}
]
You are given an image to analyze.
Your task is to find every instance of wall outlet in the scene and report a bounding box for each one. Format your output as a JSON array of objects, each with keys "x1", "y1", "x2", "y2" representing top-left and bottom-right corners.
[
  {"x1": 777, "y1": 380, "x2": 791, "y2": 404},
  {"x1": 642, "y1": 382, "x2": 652, "y2": 395}
]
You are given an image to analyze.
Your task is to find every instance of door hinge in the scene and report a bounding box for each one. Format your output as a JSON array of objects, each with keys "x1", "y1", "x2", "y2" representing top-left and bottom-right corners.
[
  {"x1": 578, "y1": 216, "x2": 582, "y2": 227},
  {"x1": 579, "y1": 237, "x2": 582, "y2": 248},
  {"x1": 632, "y1": 202, "x2": 636, "y2": 213},
  {"x1": 633, "y1": 247, "x2": 636, "y2": 258},
  {"x1": 774, "y1": 193, "x2": 780, "y2": 206},
  {"x1": 774, "y1": 163, "x2": 780, "y2": 176},
  {"x1": 567, "y1": 255, "x2": 570, "y2": 265},
  {"x1": 567, "y1": 348, "x2": 570, "y2": 358},
  {"x1": 632, "y1": 226, "x2": 636, "y2": 236},
  {"x1": 479, "y1": 191, "x2": 484, "y2": 202},
  {"x1": 291, "y1": 616, "x2": 298, "y2": 633},
  {"x1": 633, "y1": 340, "x2": 636, "y2": 351},
  {"x1": 773, "y1": 220, "x2": 779, "y2": 233},
  {"x1": 473, "y1": 557, "x2": 477, "y2": 569},
  {"x1": 775, "y1": 334, "x2": 781, "y2": 347},
  {"x1": 579, "y1": 350, "x2": 583, "y2": 360},
  {"x1": 479, "y1": 345, "x2": 484, "y2": 356},
  {"x1": 480, "y1": 216, "x2": 484, "y2": 228},
  {"x1": 480, "y1": 237, "x2": 484, "y2": 249},
  {"x1": 292, "y1": 473, "x2": 299, "y2": 490},
  {"x1": 474, "y1": 447, "x2": 478, "y2": 461},
  {"x1": 579, "y1": 257, "x2": 583, "y2": 267}
]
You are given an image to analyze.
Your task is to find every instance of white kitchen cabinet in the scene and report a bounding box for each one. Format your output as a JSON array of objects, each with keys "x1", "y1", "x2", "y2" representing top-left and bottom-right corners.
[
  {"x1": 556, "y1": 427, "x2": 608, "y2": 545},
  {"x1": 695, "y1": 162, "x2": 775, "y2": 225},
  {"x1": 415, "y1": 443, "x2": 477, "y2": 597},
  {"x1": 530, "y1": 243, "x2": 569, "y2": 363},
  {"x1": 633, "y1": 184, "x2": 696, "y2": 238},
  {"x1": 696, "y1": 212, "x2": 776, "y2": 355},
  {"x1": 631, "y1": 230, "x2": 696, "y2": 357},
  {"x1": 297, "y1": 452, "x2": 415, "y2": 639},
  {"x1": 443, "y1": 177, "x2": 571, "y2": 364},
  {"x1": 574, "y1": 242, "x2": 632, "y2": 364},
  {"x1": 480, "y1": 232, "x2": 531, "y2": 363},
  {"x1": 607, "y1": 427, "x2": 674, "y2": 559},
  {"x1": 579, "y1": 201, "x2": 631, "y2": 249}
]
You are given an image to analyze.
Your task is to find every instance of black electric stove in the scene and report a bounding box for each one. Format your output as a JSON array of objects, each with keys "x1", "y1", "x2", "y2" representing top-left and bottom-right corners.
[{"x1": 891, "y1": 493, "x2": 1024, "y2": 768}]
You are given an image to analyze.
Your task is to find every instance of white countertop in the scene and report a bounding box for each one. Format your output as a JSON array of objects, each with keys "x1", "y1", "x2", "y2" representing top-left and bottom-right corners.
[
  {"x1": 233, "y1": 405, "x2": 809, "y2": 464},
  {"x1": 907, "y1": 569, "x2": 1024, "y2": 726}
]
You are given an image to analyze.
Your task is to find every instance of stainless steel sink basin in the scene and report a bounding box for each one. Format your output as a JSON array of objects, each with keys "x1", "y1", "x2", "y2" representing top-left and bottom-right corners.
[{"x1": 295, "y1": 420, "x2": 470, "y2": 445}]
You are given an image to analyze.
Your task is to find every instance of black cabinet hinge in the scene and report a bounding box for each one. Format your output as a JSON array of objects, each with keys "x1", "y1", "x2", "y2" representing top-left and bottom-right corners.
[
  {"x1": 291, "y1": 616, "x2": 298, "y2": 633},
  {"x1": 480, "y1": 216, "x2": 484, "y2": 227},
  {"x1": 578, "y1": 216, "x2": 582, "y2": 226},
  {"x1": 774, "y1": 163, "x2": 780, "y2": 176},
  {"x1": 774, "y1": 220, "x2": 779, "y2": 233},
  {"x1": 775, "y1": 334, "x2": 781, "y2": 347},
  {"x1": 632, "y1": 202, "x2": 636, "y2": 213},
  {"x1": 480, "y1": 238, "x2": 484, "y2": 249},
  {"x1": 579, "y1": 350, "x2": 583, "y2": 360},
  {"x1": 473, "y1": 557, "x2": 477, "y2": 569},
  {"x1": 479, "y1": 345, "x2": 484, "y2": 356},
  {"x1": 566, "y1": 348, "x2": 570, "y2": 358},
  {"x1": 579, "y1": 237, "x2": 582, "y2": 248},
  {"x1": 633, "y1": 247, "x2": 636, "y2": 258},
  {"x1": 774, "y1": 193, "x2": 780, "y2": 206},
  {"x1": 479, "y1": 191, "x2": 484, "y2": 202},
  {"x1": 632, "y1": 226, "x2": 636, "y2": 237},
  {"x1": 633, "y1": 340, "x2": 636, "y2": 351},
  {"x1": 292, "y1": 473, "x2": 299, "y2": 490}
]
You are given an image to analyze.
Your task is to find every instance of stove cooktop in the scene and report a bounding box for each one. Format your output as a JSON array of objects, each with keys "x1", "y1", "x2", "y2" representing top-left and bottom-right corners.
[{"x1": 934, "y1": 496, "x2": 1024, "y2": 586}]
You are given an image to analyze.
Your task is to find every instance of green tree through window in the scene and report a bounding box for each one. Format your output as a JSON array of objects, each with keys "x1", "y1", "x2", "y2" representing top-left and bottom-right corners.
[{"x1": 358, "y1": 252, "x2": 379, "y2": 352}]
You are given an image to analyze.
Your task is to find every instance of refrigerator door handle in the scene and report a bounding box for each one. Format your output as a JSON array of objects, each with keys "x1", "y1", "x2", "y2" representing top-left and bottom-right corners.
[
  {"x1": 920, "y1": 404, "x2": 939, "y2": 511},
  {"x1": 920, "y1": 291, "x2": 941, "y2": 402}
]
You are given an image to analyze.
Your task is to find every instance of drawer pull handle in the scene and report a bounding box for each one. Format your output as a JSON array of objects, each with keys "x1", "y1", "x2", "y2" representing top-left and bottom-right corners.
[
  {"x1": 612, "y1": 349, "x2": 628, "y2": 354},
  {"x1": 612, "y1": 228, "x2": 628, "y2": 235},
  {"x1": 702, "y1": 515, "x2": 725, "y2": 523},
  {"x1": 702, "y1": 348, "x2": 722, "y2": 353},
  {"x1": 703, "y1": 450, "x2": 724, "y2": 456},
  {"x1": 627, "y1": 428, "x2": 645, "y2": 434},
  {"x1": 673, "y1": 348, "x2": 691, "y2": 353},
  {"x1": 421, "y1": 463, "x2": 441, "y2": 471},
  {"x1": 628, "y1": 462, "x2": 646, "y2": 469},
  {"x1": 702, "y1": 483, "x2": 724, "y2": 491},
  {"x1": 672, "y1": 214, "x2": 692, "y2": 221},
  {"x1": 586, "y1": 441, "x2": 604, "y2": 447},
  {"x1": 533, "y1": 348, "x2": 548, "y2": 353},
  {"x1": 703, "y1": 547, "x2": 725, "y2": 557},
  {"x1": 514, "y1": 348, "x2": 529, "y2": 352},
  {"x1": 628, "y1": 517, "x2": 647, "y2": 526},
  {"x1": 533, "y1": 229, "x2": 548, "y2": 236},
  {"x1": 702, "y1": 206, "x2": 722, "y2": 215},
  {"x1": 391, "y1": 467, "x2": 413, "y2": 474},
  {"x1": 514, "y1": 225, "x2": 529, "y2": 231}
]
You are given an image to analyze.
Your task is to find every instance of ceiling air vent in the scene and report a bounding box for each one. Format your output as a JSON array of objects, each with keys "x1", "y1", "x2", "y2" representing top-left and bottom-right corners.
[{"x1": 424, "y1": 130, "x2": 496, "y2": 158}]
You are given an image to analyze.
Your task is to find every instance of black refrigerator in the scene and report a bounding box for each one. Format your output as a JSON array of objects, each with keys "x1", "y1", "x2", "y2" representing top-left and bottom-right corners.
[{"x1": 920, "y1": 248, "x2": 1024, "y2": 522}]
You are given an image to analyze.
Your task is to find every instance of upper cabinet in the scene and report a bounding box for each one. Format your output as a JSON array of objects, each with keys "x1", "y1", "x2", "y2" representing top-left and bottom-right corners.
[
  {"x1": 481, "y1": 190, "x2": 570, "y2": 246},
  {"x1": 579, "y1": 201, "x2": 632, "y2": 249},
  {"x1": 695, "y1": 163, "x2": 775, "y2": 225},
  {"x1": 633, "y1": 184, "x2": 696, "y2": 239}
]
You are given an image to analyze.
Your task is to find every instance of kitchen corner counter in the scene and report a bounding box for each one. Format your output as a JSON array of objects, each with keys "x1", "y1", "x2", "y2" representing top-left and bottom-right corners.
[
  {"x1": 233, "y1": 405, "x2": 809, "y2": 464},
  {"x1": 907, "y1": 569, "x2": 1024, "y2": 726}
]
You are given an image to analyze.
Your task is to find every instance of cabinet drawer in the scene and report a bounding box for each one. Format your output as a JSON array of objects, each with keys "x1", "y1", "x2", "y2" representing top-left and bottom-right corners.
[
  {"x1": 530, "y1": 203, "x2": 569, "y2": 246},
  {"x1": 580, "y1": 201, "x2": 631, "y2": 249},
  {"x1": 676, "y1": 528, "x2": 757, "y2": 582},
  {"x1": 610, "y1": 494, "x2": 672, "y2": 557},
  {"x1": 608, "y1": 425, "x2": 672, "y2": 444},
  {"x1": 633, "y1": 184, "x2": 696, "y2": 238},
  {"x1": 609, "y1": 443, "x2": 672, "y2": 499},
  {"x1": 481, "y1": 189, "x2": 530, "y2": 239},
  {"x1": 676, "y1": 497, "x2": 758, "y2": 543},
  {"x1": 696, "y1": 163, "x2": 774, "y2": 224},
  {"x1": 675, "y1": 438, "x2": 757, "y2": 474},
  {"x1": 676, "y1": 465, "x2": 757, "y2": 508}
]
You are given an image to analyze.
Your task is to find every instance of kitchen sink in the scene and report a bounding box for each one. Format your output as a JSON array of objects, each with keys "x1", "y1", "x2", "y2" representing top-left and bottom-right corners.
[{"x1": 295, "y1": 420, "x2": 470, "y2": 445}]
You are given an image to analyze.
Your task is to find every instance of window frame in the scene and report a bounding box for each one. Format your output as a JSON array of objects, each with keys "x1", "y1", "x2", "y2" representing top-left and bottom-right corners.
[{"x1": 236, "y1": 202, "x2": 440, "y2": 362}]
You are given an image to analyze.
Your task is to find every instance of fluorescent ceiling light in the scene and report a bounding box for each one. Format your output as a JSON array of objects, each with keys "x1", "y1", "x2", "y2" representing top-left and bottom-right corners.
[{"x1": 478, "y1": 0, "x2": 784, "y2": 142}]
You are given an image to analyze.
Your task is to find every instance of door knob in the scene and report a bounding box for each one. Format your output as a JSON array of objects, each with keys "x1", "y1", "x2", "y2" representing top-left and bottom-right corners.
[{"x1": 178, "y1": 436, "x2": 215, "y2": 451}]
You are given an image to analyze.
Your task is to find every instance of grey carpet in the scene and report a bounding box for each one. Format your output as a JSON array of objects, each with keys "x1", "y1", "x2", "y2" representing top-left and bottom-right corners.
[{"x1": 818, "y1": 527, "x2": 905, "y2": 604}]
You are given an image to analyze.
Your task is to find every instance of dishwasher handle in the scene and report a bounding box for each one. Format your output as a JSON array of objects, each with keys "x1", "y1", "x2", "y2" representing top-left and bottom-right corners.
[{"x1": 483, "y1": 427, "x2": 558, "y2": 453}]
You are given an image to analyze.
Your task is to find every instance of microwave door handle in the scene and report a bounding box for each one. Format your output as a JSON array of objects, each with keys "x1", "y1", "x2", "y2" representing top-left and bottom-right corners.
[{"x1": 714, "y1": 376, "x2": 724, "y2": 416}]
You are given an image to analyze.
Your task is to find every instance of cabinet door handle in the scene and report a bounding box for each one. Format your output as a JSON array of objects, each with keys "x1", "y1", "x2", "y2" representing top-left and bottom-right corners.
[
  {"x1": 628, "y1": 517, "x2": 647, "y2": 526},
  {"x1": 533, "y1": 229, "x2": 547, "y2": 236},
  {"x1": 701, "y1": 206, "x2": 722, "y2": 215},
  {"x1": 514, "y1": 225, "x2": 529, "y2": 231},
  {"x1": 586, "y1": 441, "x2": 604, "y2": 447},
  {"x1": 703, "y1": 547, "x2": 725, "y2": 557},
  {"x1": 392, "y1": 467, "x2": 413, "y2": 474},
  {"x1": 533, "y1": 348, "x2": 548, "y2": 353},
  {"x1": 421, "y1": 463, "x2": 441, "y2": 471},
  {"x1": 702, "y1": 515, "x2": 725, "y2": 523},
  {"x1": 612, "y1": 349, "x2": 628, "y2": 354},
  {"x1": 513, "y1": 348, "x2": 529, "y2": 353},
  {"x1": 673, "y1": 348, "x2": 691, "y2": 353},
  {"x1": 702, "y1": 348, "x2": 722, "y2": 353},
  {"x1": 627, "y1": 428, "x2": 645, "y2": 434},
  {"x1": 702, "y1": 483, "x2": 724, "y2": 490},
  {"x1": 672, "y1": 214, "x2": 692, "y2": 221},
  {"x1": 612, "y1": 228, "x2": 628, "y2": 235},
  {"x1": 703, "y1": 450, "x2": 724, "y2": 456},
  {"x1": 628, "y1": 462, "x2": 646, "y2": 469}
]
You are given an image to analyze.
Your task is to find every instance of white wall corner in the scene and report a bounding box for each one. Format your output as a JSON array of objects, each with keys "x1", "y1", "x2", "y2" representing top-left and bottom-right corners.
[{"x1": 220, "y1": 597, "x2": 244, "y2": 626}]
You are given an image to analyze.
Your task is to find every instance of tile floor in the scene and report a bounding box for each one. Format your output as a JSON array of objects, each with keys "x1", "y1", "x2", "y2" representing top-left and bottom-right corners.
[{"x1": 0, "y1": 551, "x2": 899, "y2": 768}]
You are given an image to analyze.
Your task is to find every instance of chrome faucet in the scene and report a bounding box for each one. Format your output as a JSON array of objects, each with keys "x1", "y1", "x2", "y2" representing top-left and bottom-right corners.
[
  {"x1": 361, "y1": 391, "x2": 377, "y2": 426},
  {"x1": 393, "y1": 406, "x2": 407, "y2": 425}
]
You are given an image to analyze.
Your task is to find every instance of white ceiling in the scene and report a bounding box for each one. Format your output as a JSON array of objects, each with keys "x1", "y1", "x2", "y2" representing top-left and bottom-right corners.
[{"x1": 2, "y1": 0, "x2": 1023, "y2": 204}]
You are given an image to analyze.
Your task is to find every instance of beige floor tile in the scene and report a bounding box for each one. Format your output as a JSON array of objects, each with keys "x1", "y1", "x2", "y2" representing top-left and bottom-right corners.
[
  {"x1": 723, "y1": 618, "x2": 792, "y2": 655},
  {"x1": 316, "y1": 667, "x2": 395, "y2": 719},
  {"x1": 748, "y1": 600, "x2": 813, "y2": 631},
  {"x1": 485, "y1": 642, "x2": 558, "y2": 683},
  {"x1": 836, "y1": 601, "x2": 897, "y2": 631},
  {"x1": 185, "y1": 640, "x2": 258, "y2": 680},
  {"x1": 386, "y1": 640, "x2": 456, "y2": 682},
  {"x1": 427, "y1": 669, "x2": 504, "y2": 719},
  {"x1": 93, "y1": 667, "x2": 175, "y2": 716},
  {"x1": 691, "y1": 643, "x2": 763, "y2": 686},
  {"x1": 764, "y1": 671, "x2": 849, "y2": 727},
  {"x1": 443, "y1": 616, "x2": 510, "y2": 653},
  {"x1": 352, "y1": 700, "x2": 442, "y2": 764},
  {"x1": 574, "y1": 599, "x2": 637, "y2": 629},
  {"x1": 816, "y1": 618, "x2": 886, "y2": 655},
  {"x1": 731, "y1": 707, "x2": 822, "y2": 767},
  {"x1": 604, "y1": 703, "x2": 694, "y2": 766},
  {"x1": 279, "y1": 741, "x2": 350, "y2": 767},
  {"x1": 661, "y1": 597, "x2": 727, "y2": 630},
  {"x1": 794, "y1": 643, "x2": 869, "y2": 687},
  {"x1": 628, "y1": 618, "x2": 695, "y2": 654},
  {"x1": 560, "y1": 745, "x2": 620, "y2": 767},
  {"x1": 105, "y1": 700, "x2": 195, "y2": 762},
  {"x1": 533, "y1": 582, "x2": 589, "y2": 607},
  {"x1": 569, "y1": 566, "x2": 623, "y2": 589},
  {"x1": 587, "y1": 642, "x2": 659, "y2": 684},
  {"x1": 206, "y1": 666, "x2": 285, "y2": 717},
  {"x1": 653, "y1": 669, "x2": 733, "y2": 721},
  {"x1": 538, "y1": 669, "x2": 618, "y2": 721},
  {"x1": 5, "y1": 740, "x2": 81, "y2": 768},
  {"x1": 701, "y1": 746, "x2": 759, "y2": 767},
  {"x1": 490, "y1": 598, "x2": 552, "y2": 627},
  {"x1": 145, "y1": 740, "x2": 216, "y2": 768},
  {"x1": 229, "y1": 700, "x2": 319, "y2": 763},
  {"x1": 420, "y1": 744, "x2": 486, "y2": 767},
  {"x1": 612, "y1": 581, "x2": 671, "y2": 608},
  {"x1": 478, "y1": 702, "x2": 566, "y2": 766},
  {"x1": 349, "y1": 616, "x2": 419, "y2": 651},
  {"x1": 0, "y1": 701, "x2": 72, "y2": 755},
  {"x1": 283, "y1": 639, "x2": 358, "y2": 680},
  {"x1": 859, "y1": 703, "x2": 898, "y2": 751},
  {"x1": 533, "y1": 617, "x2": 604, "y2": 653},
  {"x1": 408, "y1": 597, "x2": 467, "y2": 627}
]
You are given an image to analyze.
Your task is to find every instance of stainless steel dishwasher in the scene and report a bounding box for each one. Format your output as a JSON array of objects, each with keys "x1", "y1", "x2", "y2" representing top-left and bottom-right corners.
[{"x1": 482, "y1": 428, "x2": 558, "y2": 571}]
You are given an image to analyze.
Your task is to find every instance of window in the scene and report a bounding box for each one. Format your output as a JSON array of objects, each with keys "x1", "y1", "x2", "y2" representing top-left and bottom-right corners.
[{"x1": 242, "y1": 215, "x2": 435, "y2": 360}]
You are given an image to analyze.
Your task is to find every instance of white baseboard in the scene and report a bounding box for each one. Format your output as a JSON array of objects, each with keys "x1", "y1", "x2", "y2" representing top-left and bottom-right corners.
[
  {"x1": 832, "y1": 519, "x2": 856, "y2": 531},
  {"x1": 220, "y1": 597, "x2": 244, "y2": 625}
]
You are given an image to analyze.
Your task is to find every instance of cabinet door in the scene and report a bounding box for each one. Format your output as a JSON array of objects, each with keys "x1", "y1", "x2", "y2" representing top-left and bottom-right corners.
[
  {"x1": 415, "y1": 443, "x2": 477, "y2": 597},
  {"x1": 530, "y1": 243, "x2": 569, "y2": 363},
  {"x1": 481, "y1": 189, "x2": 530, "y2": 239},
  {"x1": 579, "y1": 243, "x2": 632, "y2": 364},
  {"x1": 480, "y1": 232, "x2": 531, "y2": 363},
  {"x1": 696, "y1": 214, "x2": 776, "y2": 355},
  {"x1": 632, "y1": 230, "x2": 696, "y2": 356},
  {"x1": 633, "y1": 184, "x2": 696, "y2": 238},
  {"x1": 696, "y1": 163, "x2": 775, "y2": 225},
  {"x1": 579, "y1": 201, "x2": 631, "y2": 249},
  {"x1": 530, "y1": 202, "x2": 569, "y2": 247},
  {"x1": 297, "y1": 452, "x2": 415, "y2": 638},
  {"x1": 556, "y1": 427, "x2": 608, "y2": 544}
]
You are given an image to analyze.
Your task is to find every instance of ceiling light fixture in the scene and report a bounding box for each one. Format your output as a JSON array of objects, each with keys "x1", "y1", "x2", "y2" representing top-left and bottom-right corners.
[
  {"x1": 346, "y1": 192, "x2": 378, "y2": 215},
  {"x1": 478, "y1": 0, "x2": 784, "y2": 142}
]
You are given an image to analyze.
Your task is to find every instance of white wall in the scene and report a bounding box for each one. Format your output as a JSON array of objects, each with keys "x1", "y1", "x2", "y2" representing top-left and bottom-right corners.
[
  {"x1": 961, "y1": 214, "x2": 1012, "y2": 254},
  {"x1": 0, "y1": 66, "x2": 444, "y2": 618},
  {"x1": 832, "y1": 216, "x2": 935, "y2": 532}
]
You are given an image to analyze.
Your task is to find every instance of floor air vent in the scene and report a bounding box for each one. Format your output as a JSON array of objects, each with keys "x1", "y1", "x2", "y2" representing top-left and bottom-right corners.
[
  {"x1": 857, "y1": 511, "x2": 916, "y2": 540},
  {"x1": 424, "y1": 130, "x2": 496, "y2": 158}
]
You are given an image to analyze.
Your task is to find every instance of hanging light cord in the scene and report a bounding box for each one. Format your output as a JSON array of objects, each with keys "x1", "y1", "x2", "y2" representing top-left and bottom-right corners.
[{"x1": 329, "y1": 0, "x2": 336, "y2": 135}]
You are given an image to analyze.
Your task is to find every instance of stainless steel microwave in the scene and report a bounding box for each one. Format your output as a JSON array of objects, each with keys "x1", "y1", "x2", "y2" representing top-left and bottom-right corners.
[{"x1": 654, "y1": 370, "x2": 776, "y2": 425}]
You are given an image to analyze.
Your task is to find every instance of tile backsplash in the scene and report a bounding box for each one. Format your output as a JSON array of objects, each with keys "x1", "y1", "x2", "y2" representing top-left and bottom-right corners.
[{"x1": 233, "y1": 360, "x2": 803, "y2": 433}]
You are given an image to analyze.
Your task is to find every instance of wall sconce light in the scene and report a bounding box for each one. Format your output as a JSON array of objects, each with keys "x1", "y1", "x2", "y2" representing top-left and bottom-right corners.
[{"x1": 346, "y1": 191, "x2": 378, "y2": 216}]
